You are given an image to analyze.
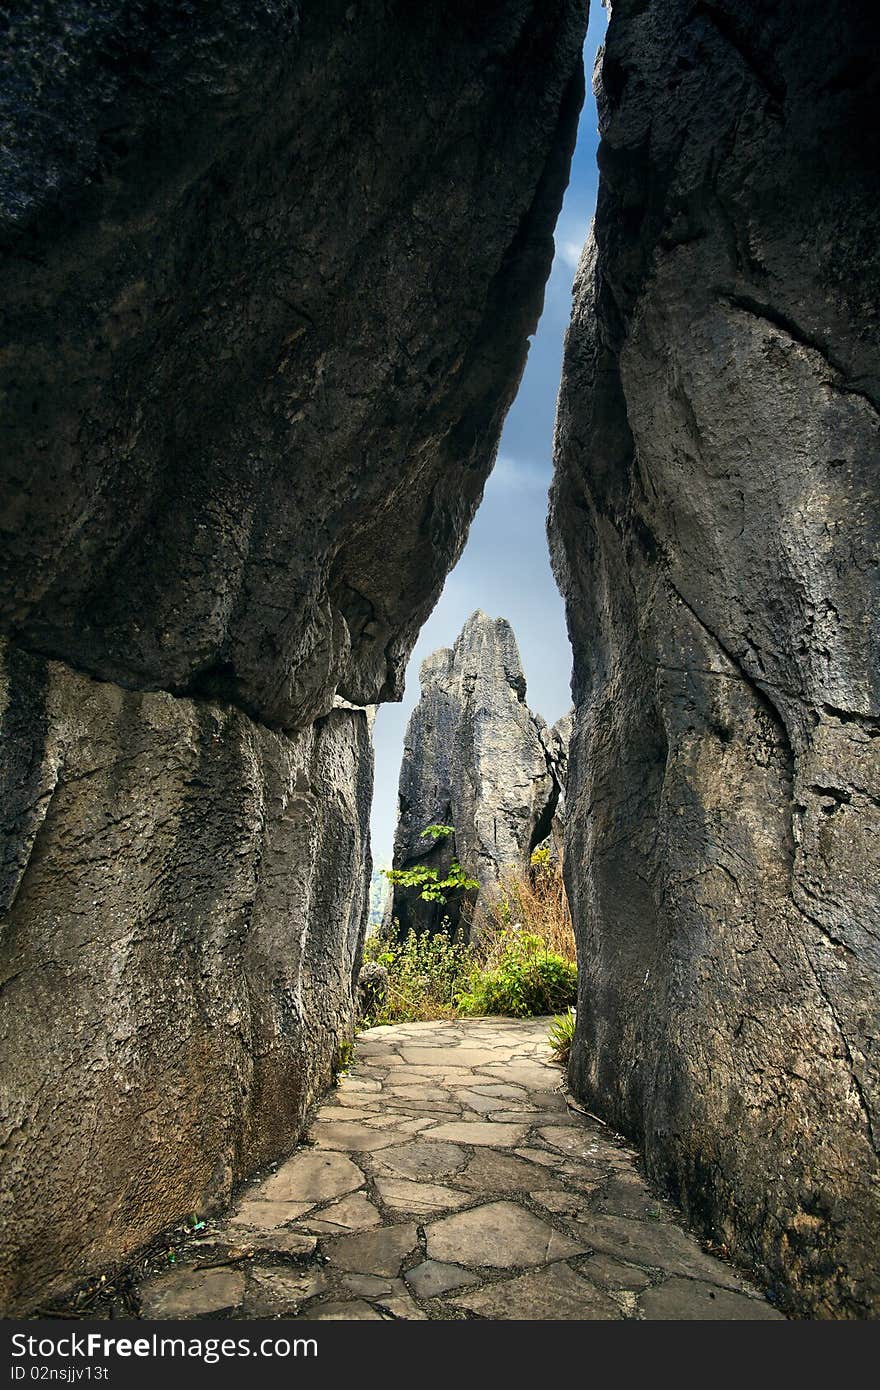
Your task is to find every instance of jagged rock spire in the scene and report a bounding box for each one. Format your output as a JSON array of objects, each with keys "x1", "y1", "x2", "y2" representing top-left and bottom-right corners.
[{"x1": 390, "y1": 611, "x2": 571, "y2": 936}]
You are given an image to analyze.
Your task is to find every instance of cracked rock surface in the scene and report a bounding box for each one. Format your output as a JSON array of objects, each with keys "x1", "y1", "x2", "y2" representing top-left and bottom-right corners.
[
  {"x1": 0, "y1": 2, "x2": 588, "y2": 1313},
  {"x1": 0, "y1": 638, "x2": 371, "y2": 1314},
  {"x1": 391, "y1": 611, "x2": 572, "y2": 935},
  {"x1": 0, "y1": 0, "x2": 585, "y2": 729},
  {"x1": 549, "y1": 0, "x2": 880, "y2": 1317},
  {"x1": 131, "y1": 1019, "x2": 782, "y2": 1320}
]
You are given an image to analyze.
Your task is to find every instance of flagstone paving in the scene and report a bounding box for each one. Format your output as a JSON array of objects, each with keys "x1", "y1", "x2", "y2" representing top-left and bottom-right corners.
[{"x1": 135, "y1": 1018, "x2": 784, "y2": 1320}]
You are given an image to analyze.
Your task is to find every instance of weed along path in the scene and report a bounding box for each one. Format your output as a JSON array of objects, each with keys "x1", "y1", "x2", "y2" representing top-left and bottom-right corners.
[{"x1": 136, "y1": 1019, "x2": 782, "y2": 1321}]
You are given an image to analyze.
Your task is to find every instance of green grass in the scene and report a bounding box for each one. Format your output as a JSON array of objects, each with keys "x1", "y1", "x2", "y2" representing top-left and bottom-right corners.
[
  {"x1": 547, "y1": 1006, "x2": 577, "y2": 1064},
  {"x1": 362, "y1": 921, "x2": 577, "y2": 1025}
]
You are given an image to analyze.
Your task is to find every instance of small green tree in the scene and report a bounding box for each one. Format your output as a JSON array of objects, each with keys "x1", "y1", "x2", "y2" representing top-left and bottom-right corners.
[{"x1": 383, "y1": 824, "x2": 479, "y2": 903}]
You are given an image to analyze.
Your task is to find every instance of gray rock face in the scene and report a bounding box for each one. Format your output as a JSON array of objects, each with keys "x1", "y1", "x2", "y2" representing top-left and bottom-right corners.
[
  {"x1": 542, "y1": 708, "x2": 574, "y2": 859},
  {"x1": 0, "y1": 2, "x2": 587, "y2": 1312},
  {"x1": 550, "y1": 0, "x2": 880, "y2": 1318},
  {"x1": 0, "y1": 639, "x2": 371, "y2": 1313},
  {"x1": 0, "y1": 0, "x2": 585, "y2": 730},
  {"x1": 391, "y1": 612, "x2": 570, "y2": 935}
]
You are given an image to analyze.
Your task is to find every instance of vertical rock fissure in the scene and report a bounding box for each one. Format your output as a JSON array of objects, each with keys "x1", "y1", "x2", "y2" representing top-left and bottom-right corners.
[{"x1": 664, "y1": 576, "x2": 798, "y2": 852}]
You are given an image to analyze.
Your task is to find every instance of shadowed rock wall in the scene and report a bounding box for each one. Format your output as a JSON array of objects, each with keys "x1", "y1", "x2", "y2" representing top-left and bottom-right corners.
[
  {"x1": 550, "y1": 0, "x2": 879, "y2": 1318},
  {"x1": 0, "y1": 1, "x2": 587, "y2": 1311},
  {"x1": 1, "y1": 0, "x2": 585, "y2": 726}
]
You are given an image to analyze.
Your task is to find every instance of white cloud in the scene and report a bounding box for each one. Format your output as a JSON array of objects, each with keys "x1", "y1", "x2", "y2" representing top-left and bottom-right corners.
[
  {"x1": 557, "y1": 237, "x2": 585, "y2": 270},
  {"x1": 490, "y1": 454, "x2": 550, "y2": 493}
]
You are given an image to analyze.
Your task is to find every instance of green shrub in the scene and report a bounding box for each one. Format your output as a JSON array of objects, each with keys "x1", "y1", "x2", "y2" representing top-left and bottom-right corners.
[
  {"x1": 361, "y1": 924, "x2": 472, "y2": 1024},
  {"x1": 458, "y1": 931, "x2": 577, "y2": 1019},
  {"x1": 360, "y1": 863, "x2": 579, "y2": 1026},
  {"x1": 547, "y1": 1006, "x2": 577, "y2": 1064}
]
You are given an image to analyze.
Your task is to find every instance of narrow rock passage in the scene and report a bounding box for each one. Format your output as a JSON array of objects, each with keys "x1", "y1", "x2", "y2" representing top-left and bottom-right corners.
[{"x1": 138, "y1": 1020, "x2": 783, "y2": 1320}]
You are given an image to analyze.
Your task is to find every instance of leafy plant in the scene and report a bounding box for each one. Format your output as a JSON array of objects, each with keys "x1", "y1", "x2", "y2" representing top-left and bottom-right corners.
[
  {"x1": 360, "y1": 861, "x2": 578, "y2": 1025},
  {"x1": 361, "y1": 923, "x2": 472, "y2": 1024},
  {"x1": 383, "y1": 824, "x2": 479, "y2": 903},
  {"x1": 332, "y1": 1036, "x2": 354, "y2": 1080},
  {"x1": 458, "y1": 931, "x2": 577, "y2": 1019},
  {"x1": 547, "y1": 1006, "x2": 577, "y2": 1064}
]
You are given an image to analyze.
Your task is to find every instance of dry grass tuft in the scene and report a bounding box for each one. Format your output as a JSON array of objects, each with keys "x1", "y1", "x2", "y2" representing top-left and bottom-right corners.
[{"x1": 471, "y1": 854, "x2": 576, "y2": 966}]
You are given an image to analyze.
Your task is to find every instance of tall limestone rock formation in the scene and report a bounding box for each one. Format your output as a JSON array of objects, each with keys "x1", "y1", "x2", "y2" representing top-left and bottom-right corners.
[
  {"x1": 550, "y1": 0, "x2": 880, "y2": 1317},
  {"x1": 0, "y1": 1, "x2": 587, "y2": 1312},
  {"x1": 391, "y1": 612, "x2": 571, "y2": 936}
]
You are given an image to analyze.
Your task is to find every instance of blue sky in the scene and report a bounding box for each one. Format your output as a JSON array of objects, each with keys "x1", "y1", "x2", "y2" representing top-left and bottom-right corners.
[{"x1": 370, "y1": 6, "x2": 607, "y2": 868}]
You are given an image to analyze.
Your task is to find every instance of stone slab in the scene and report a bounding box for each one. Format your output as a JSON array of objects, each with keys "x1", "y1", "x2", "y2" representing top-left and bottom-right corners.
[
  {"x1": 425, "y1": 1122, "x2": 529, "y2": 1147},
  {"x1": 255, "y1": 1150, "x2": 365, "y2": 1204},
  {"x1": 531, "y1": 1189, "x2": 600, "y2": 1221},
  {"x1": 297, "y1": 1191, "x2": 381, "y2": 1235},
  {"x1": 299, "y1": 1300, "x2": 386, "y2": 1320},
  {"x1": 569, "y1": 1214, "x2": 751, "y2": 1292},
  {"x1": 229, "y1": 1198, "x2": 315, "y2": 1229},
  {"x1": 405, "y1": 1260, "x2": 482, "y2": 1299},
  {"x1": 138, "y1": 1267, "x2": 245, "y2": 1319},
  {"x1": 640, "y1": 1277, "x2": 784, "y2": 1320},
  {"x1": 245, "y1": 1267, "x2": 329, "y2": 1313},
  {"x1": 468, "y1": 1084, "x2": 530, "y2": 1101},
  {"x1": 375, "y1": 1179, "x2": 471, "y2": 1215},
  {"x1": 205, "y1": 1228, "x2": 318, "y2": 1262},
  {"x1": 457, "y1": 1148, "x2": 551, "y2": 1194},
  {"x1": 401, "y1": 1048, "x2": 508, "y2": 1068},
  {"x1": 425, "y1": 1201, "x2": 583, "y2": 1269},
  {"x1": 374, "y1": 1140, "x2": 468, "y2": 1180},
  {"x1": 579, "y1": 1254, "x2": 653, "y2": 1291},
  {"x1": 325, "y1": 1223, "x2": 419, "y2": 1277},
  {"x1": 312, "y1": 1121, "x2": 402, "y2": 1152},
  {"x1": 451, "y1": 1261, "x2": 619, "y2": 1320}
]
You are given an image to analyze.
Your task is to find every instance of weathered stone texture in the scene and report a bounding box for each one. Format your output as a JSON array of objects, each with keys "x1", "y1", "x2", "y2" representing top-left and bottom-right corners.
[
  {"x1": 550, "y1": 0, "x2": 880, "y2": 1317},
  {"x1": 0, "y1": 639, "x2": 371, "y2": 1312},
  {"x1": 391, "y1": 612, "x2": 570, "y2": 934},
  {"x1": 114, "y1": 1018, "x2": 781, "y2": 1321},
  {"x1": 0, "y1": 1, "x2": 587, "y2": 1313},
  {"x1": 0, "y1": 0, "x2": 585, "y2": 730}
]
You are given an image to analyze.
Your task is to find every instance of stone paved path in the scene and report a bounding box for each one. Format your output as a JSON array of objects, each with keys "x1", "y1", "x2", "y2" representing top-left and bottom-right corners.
[{"x1": 137, "y1": 1019, "x2": 783, "y2": 1320}]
